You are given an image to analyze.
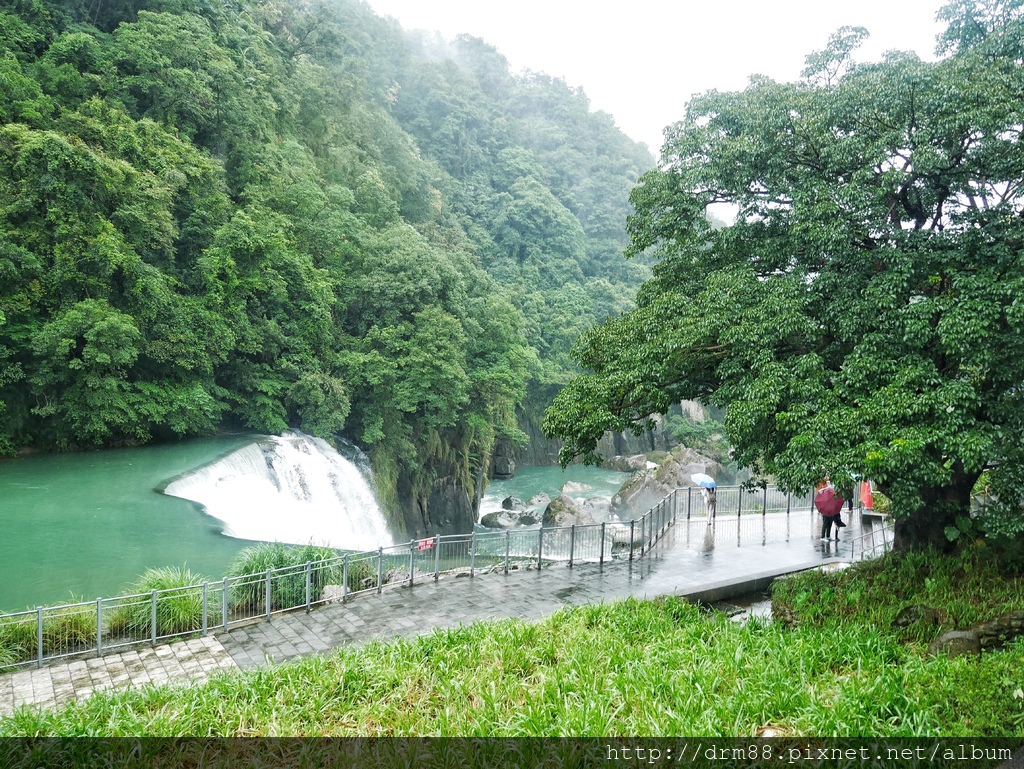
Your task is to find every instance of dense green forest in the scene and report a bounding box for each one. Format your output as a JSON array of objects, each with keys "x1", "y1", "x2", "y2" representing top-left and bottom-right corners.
[{"x1": 0, "y1": 0, "x2": 654, "y2": 534}]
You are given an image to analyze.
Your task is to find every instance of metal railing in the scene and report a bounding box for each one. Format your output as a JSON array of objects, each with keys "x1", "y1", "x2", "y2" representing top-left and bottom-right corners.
[
  {"x1": 0, "y1": 483, "x2": 860, "y2": 672},
  {"x1": 847, "y1": 514, "x2": 895, "y2": 561}
]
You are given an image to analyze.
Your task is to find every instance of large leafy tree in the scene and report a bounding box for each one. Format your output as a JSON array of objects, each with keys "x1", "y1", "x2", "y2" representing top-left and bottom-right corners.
[{"x1": 544, "y1": 1, "x2": 1024, "y2": 549}]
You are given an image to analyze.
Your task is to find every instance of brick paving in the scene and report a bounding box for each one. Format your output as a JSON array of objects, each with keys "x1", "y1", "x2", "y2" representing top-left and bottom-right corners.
[{"x1": 0, "y1": 511, "x2": 861, "y2": 717}]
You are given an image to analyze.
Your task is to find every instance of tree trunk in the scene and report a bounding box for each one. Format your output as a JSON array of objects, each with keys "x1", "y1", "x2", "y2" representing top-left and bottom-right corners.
[{"x1": 892, "y1": 462, "x2": 978, "y2": 552}]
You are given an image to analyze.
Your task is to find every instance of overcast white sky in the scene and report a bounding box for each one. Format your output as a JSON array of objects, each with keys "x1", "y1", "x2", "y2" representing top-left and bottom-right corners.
[{"x1": 365, "y1": 0, "x2": 949, "y2": 153}]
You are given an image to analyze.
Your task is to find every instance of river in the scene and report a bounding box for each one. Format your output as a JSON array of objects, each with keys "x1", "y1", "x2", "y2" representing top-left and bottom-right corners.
[
  {"x1": 0, "y1": 432, "x2": 391, "y2": 611},
  {"x1": 478, "y1": 464, "x2": 631, "y2": 522},
  {"x1": 0, "y1": 437, "x2": 632, "y2": 612}
]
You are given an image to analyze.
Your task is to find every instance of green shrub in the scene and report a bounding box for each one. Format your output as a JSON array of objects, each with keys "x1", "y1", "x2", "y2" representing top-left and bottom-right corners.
[
  {"x1": 227, "y1": 542, "x2": 343, "y2": 611},
  {"x1": 44, "y1": 603, "x2": 98, "y2": 651},
  {"x1": 0, "y1": 600, "x2": 100, "y2": 667},
  {"x1": 108, "y1": 566, "x2": 211, "y2": 637},
  {"x1": 872, "y1": 492, "x2": 892, "y2": 515}
]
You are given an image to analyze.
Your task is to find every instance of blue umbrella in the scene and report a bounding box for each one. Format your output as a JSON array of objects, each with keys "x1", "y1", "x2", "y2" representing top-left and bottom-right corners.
[{"x1": 691, "y1": 473, "x2": 716, "y2": 489}]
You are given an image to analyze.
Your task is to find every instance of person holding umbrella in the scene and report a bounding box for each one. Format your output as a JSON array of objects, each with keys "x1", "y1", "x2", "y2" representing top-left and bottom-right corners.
[
  {"x1": 814, "y1": 483, "x2": 845, "y2": 540},
  {"x1": 692, "y1": 473, "x2": 716, "y2": 522}
]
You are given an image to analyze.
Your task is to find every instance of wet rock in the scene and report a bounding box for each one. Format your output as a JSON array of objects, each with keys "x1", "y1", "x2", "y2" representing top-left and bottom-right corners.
[
  {"x1": 491, "y1": 455, "x2": 516, "y2": 479},
  {"x1": 600, "y1": 454, "x2": 649, "y2": 473},
  {"x1": 976, "y1": 609, "x2": 1024, "y2": 649},
  {"x1": 502, "y1": 496, "x2": 527, "y2": 511},
  {"x1": 321, "y1": 584, "x2": 345, "y2": 603},
  {"x1": 612, "y1": 445, "x2": 723, "y2": 515},
  {"x1": 581, "y1": 496, "x2": 614, "y2": 522},
  {"x1": 519, "y1": 512, "x2": 539, "y2": 526},
  {"x1": 542, "y1": 494, "x2": 597, "y2": 527},
  {"x1": 527, "y1": 493, "x2": 550, "y2": 508},
  {"x1": 893, "y1": 604, "x2": 940, "y2": 629},
  {"x1": 928, "y1": 629, "x2": 981, "y2": 658},
  {"x1": 480, "y1": 510, "x2": 521, "y2": 529}
]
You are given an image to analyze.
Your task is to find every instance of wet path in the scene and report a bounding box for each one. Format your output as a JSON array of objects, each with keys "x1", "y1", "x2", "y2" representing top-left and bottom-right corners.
[{"x1": 0, "y1": 516, "x2": 853, "y2": 716}]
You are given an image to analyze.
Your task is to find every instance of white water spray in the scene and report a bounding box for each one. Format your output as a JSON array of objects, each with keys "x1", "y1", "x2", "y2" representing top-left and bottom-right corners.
[{"x1": 163, "y1": 431, "x2": 393, "y2": 550}]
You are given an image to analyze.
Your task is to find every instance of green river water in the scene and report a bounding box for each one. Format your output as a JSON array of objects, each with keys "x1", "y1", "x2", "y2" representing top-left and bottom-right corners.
[
  {"x1": 0, "y1": 436, "x2": 258, "y2": 611},
  {"x1": 0, "y1": 438, "x2": 630, "y2": 612}
]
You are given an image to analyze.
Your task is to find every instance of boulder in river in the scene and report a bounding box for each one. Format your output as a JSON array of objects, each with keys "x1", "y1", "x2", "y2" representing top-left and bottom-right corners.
[
  {"x1": 480, "y1": 510, "x2": 522, "y2": 529},
  {"x1": 542, "y1": 495, "x2": 598, "y2": 527}
]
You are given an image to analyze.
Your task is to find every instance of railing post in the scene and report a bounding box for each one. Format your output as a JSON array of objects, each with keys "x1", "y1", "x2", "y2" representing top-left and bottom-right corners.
[
  {"x1": 343, "y1": 555, "x2": 349, "y2": 602},
  {"x1": 377, "y1": 547, "x2": 384, "y2": 594},
  {"x1": 409, "y1": 541, "x2": 415, "y2": 586},
  {"x1": 151, "y1": 590, "x2": 157, "y2": 647},
  {"x1": 600, "y1": 522, "x2": 606, "y2": 566},
  {"x1": 96, "y1": 598, "x2": 103, "y2": 657},
  {"x1": 470, "y1": 532, "x2": 476, "y2": 577},
  {"x1": 202, "y1": 582, "x2": 208, "y2": 636},
  {"x1": 305, "y1": 561, "x2": 312, "y2": 612},
  {"x1": 629, "y1": 519, "x2": 635, "y2": 561},
  {"x1": 687, "y1": 487, "x2": 692, "y2": 520},
  {"x1": 537, "y1": 527, "x2": 543, "y2": 567},
  {"x1": 569, "y1": 524, "x2": 576, "y2": 567},
  {"x1": 222, "y1": 577, "x2": 229, "y2": 631},
  {"x1": 36, "y1": 606, "x2": 43, "y2": 669},
  {"x1": 265, "y1": 569, "x2": 272, "y2": 620},
  {"x1": 434, "y1": 535, "x2": 441, "y2": 580},
  {"x1": 504, "y1": 530, "x2": 511, "y2": 574}
]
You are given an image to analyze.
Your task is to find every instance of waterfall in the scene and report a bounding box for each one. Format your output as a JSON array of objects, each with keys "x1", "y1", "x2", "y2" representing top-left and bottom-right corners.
[{"x1": 163, "y1": 431, "x2": 393, "y2": 550}]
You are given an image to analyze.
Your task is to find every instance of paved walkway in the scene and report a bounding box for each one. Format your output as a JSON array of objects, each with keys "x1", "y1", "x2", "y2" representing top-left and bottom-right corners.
[{"x1": 0, "y1": 514, "x2": 859, "y2": 717}]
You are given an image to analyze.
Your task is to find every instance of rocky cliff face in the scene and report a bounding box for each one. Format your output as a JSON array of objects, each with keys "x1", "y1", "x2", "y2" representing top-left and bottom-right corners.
[
  {"x1": 490, "y1": 412, "x2": 678, "y2": 476},
  {"x1": 393, "y1": 465, "x2": 483, "y2": 541}
]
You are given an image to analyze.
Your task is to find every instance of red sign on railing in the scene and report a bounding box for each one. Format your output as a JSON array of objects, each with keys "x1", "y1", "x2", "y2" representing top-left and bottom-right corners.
[{"x1": 416, "y1": 538, "x2": 434, "y2": 551}]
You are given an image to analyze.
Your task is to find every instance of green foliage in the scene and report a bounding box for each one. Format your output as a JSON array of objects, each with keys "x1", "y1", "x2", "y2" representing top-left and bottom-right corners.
[
  {"x1": 108, "y1": 565, "x2": 213, "y2": 636},
  {"x1": 226, "y1": 542, "x2": 343, "y2": 611},
  {"x1": 772, "y1": 547, "x2": 1024, "y2": 641},
  {"x1": 665, "y1": 412, "x2": 732, "y2": 467},
  {"x1": 0, "y1": 0, "x2": 651, "y2": 529},
  {"x1": 545, "y1": 1, "x2": 1024, "y2": 548},
  {"x1": 0, "y1": 600, "x2": 99, "y2": 664},
  {"x1": 3, "y1": 579, "x2": 1023, "y2": 736}
]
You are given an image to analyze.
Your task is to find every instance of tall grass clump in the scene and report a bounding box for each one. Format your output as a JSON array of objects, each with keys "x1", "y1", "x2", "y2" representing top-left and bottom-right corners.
[
  {"x1": 0, "y1": 600, "x2": 99, "y2": 668},
  {"x1": 227, "y1": 542, "x2": 344, "y2": 612},
  {"x1": 108, "y1": 566, "x2": 212, "y2": 638}
]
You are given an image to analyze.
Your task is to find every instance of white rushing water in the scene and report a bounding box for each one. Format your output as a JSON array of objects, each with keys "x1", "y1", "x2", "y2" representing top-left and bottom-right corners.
[{"x1": 163, "y1": 431, "x2": 393, "y2": 550}]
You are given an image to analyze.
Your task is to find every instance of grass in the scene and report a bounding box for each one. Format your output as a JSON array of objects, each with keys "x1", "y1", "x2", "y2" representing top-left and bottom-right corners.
[
  {"x1": 771, "y1": 544, "x2": 1024, "y2": 643},
  {"x1": 0, "y1": 600, "x2": 98, "y2": 666},
  {"x1": 0, "y1": 549, "x2": 1022, "y2": 738},
  {"x1": 227, "y1": 542, "x2": 347, "y2": 611},
  {"x1": 107, "y1": 566, "x2": 214, "y2": 638}
]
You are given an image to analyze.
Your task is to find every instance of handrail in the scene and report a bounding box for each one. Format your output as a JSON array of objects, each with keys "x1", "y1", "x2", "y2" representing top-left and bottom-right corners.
[{"x1": 0, "y1": 483, "x2": 831, "y2": 671}]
